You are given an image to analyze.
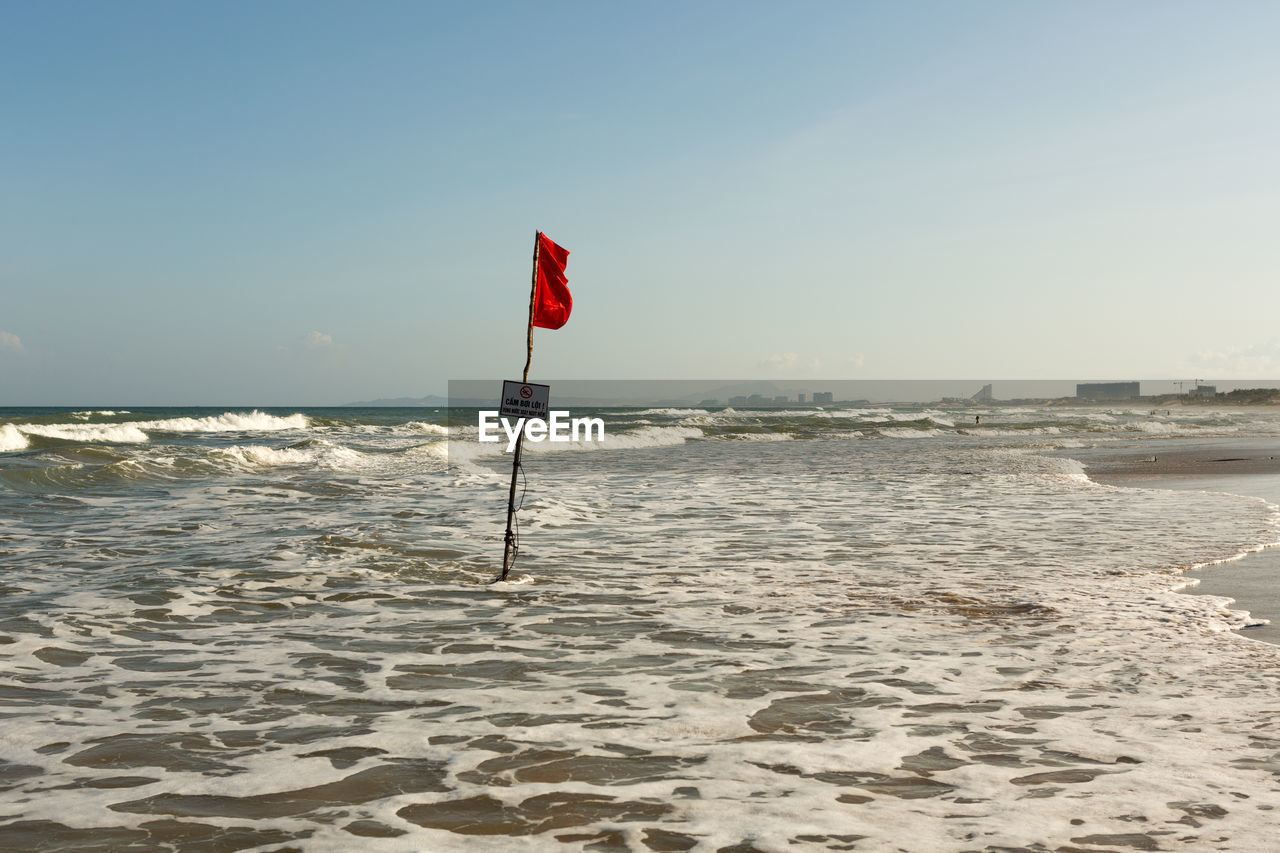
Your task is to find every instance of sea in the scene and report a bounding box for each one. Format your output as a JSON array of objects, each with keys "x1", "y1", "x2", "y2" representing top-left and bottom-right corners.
[{"x1": 3, "y1": 404, "x2": 1280, "y2": 852}]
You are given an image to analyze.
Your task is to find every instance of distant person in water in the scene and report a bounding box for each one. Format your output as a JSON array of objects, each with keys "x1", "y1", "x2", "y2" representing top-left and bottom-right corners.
[{"x1": 975, "y1": 415, "x2": 981, "y2": 425}]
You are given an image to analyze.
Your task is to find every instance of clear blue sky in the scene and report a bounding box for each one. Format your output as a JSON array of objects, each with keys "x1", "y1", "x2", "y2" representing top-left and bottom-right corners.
[{"x1": 3, "y1": 1, "x2": 1279, "y2": 404}]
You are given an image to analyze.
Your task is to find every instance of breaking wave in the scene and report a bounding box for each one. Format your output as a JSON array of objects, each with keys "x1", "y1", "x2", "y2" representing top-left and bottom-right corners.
[
  {"x1": 17, "y1": 423, "x2": 151, "y2": 444},
  {"x1": 0, "y1": 423, "x2": 29, "y2": 452},
  {"x1": 3, "y1": 411, "x2": 309, "y2": 447},
  {"x1": 143, "y1": 411, "x2": 309, "y2": 433}
]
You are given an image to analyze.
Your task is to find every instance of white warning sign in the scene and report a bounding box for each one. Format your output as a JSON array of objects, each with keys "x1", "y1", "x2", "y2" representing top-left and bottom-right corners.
[{"x1": 498, "y1": 381, "x2": 550, "y2": 420}]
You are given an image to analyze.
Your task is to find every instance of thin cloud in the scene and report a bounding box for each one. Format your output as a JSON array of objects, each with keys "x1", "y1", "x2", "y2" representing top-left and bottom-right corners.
[
  {"x1": 304, "y1": 331, "x2": 333, "y2": 349},
  {"x1": 1190, "y1": 341, "x2": 1280, "y2": 376},
  {"x1": 760, "y1": 352, "x2": 798, "y2": 370},
  {"x1": 759, "y1": 352, "x2": 827, "y2": 375},
  {"x1": 0, "y1": 331, "x2": 24, "y2": 354}
]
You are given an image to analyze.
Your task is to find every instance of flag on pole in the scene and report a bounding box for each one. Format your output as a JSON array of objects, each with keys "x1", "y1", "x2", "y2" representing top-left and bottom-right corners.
[{"x1": 531, "y1": 233, "x2": 572, "y2": 330}]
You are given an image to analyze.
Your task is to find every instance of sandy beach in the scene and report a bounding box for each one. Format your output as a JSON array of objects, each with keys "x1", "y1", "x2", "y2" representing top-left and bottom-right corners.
[{"x1": 1076, "y1": 438, "x2": 1280, "y2": 646}]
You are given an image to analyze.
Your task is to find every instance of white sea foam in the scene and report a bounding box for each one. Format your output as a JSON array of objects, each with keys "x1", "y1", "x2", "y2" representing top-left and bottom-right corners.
[
  {"x1": 597, "y1": 424, "x2": 703, "y2": 449},
  {"x1": 396, "y1": 421, "x2": 450, "y2": 435},
  {"x1": 69, "y1": 409, "x2": 129, "y2": 420},
  {"x1": 143, "y1": 411, "x2": 309, "y2": 433},
  {"x1": 0, "y1": 423, "x2": 29, "y2": 451},
  {"x1": 632, "y1": 408, "x2": 710, "y2": 417},
  {"x1": 969, "y1": 426, "x2": 1063, "y2": 437},
  {"x1": 4, "y1": 411, "x2": 308, "y2": 447},
  {"x1": 17, "y1": 423, "x2": 150, "y2": 443},
  {"x1": 880, "y1": 426, "x2": 947, "y2": 438},
  {"x1": 207, "y1": 445, "x2": 316, "y2": 469},
  {"x1": 831, "y1": 408, "x2": 893, "y2": 417},
  {"x1": 207, "y1": 441, "x2": 367, "y2": 471},
  {"x1": 714, "y1": 431, "x2": 793, "y2": 441},
  {"x1": 410, "y1": 441, "x2": 451, "y2": 460},
  {"x1": 455, "y1": 424, "x2": 707, "y2": 458},
  {"x1": 734, "y1": 407, "x2": 824, "y2": 418}
]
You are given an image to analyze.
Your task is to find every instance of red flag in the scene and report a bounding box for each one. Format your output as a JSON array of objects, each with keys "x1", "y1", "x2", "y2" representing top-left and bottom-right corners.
[{"x1": 532, "y1": 233, "x2": 572, "y2": 330}]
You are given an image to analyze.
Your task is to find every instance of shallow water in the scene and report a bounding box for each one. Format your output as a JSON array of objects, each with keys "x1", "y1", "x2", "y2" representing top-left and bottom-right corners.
[{"x1": 3, "y1": 406, "x2": 1280, "y2": 850}]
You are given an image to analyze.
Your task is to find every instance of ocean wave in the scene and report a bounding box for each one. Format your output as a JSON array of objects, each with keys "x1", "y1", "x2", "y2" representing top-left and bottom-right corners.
[
  {"x1": 409, "y1": 442, "x2": 451, "y2": 459},
  {"x1": 967, "y1": 426, "x2": 1063, "y2": 437},
  {"x1": 982, "y1": 447, "x2": 1092, "y2": 483},
  {"x1": 143, "y1": 411, "x2": 309, "y2": 433},
  {"x1": 207, "y1": 440, "x2": 365, "y2": 471},
  {"x1": 444, "y1": 424, "x2": 706, "y2": 462},
  {"x1": 721, "y1": 408, "x2": 819, "y2": 418},
  {"x1": 524, "y1": 424, "x2": 704, "y2": 452},
  {"x1": 3, "y1": 411, "x2": 309, "y2": 448},
  {"x1": 816, "y1": 408, "x2": 892, "y2": 418},
  {"x1": 351, "y1": 421, "x2": 452, "y2": 437},
  {"x1": 0, "y1": 424, "x2": 29, "y2": 452},
  {"x1": 207, "y1": 445, "x2": 316, "y2": 469},
  {"x1": 1122, "y1": 421, "x2": 1184, "y2": 434},
  {"x1": 396, "y1": 421, "x2": 450, "y2": 435},
  {"x1": 598, "y1": 424, "x2": 703, "y2": 449},
  {"x1": 17, "y1": 423, "x2": 151, "y2": 444},
  {"x1": 632, "y1": 408, "x2": 710, "y2": 417},
  {"x1": 879, "y1": 427, "x2": 947, "y2": 438},
  {"x1": 69, "y1": 410, "x2": 131, "y2": 420}
]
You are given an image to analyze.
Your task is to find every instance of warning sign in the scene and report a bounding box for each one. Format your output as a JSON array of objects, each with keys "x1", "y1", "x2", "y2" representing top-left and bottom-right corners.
[{"x1": 499, "y1": 381, "x2": 550, "y2": 420}]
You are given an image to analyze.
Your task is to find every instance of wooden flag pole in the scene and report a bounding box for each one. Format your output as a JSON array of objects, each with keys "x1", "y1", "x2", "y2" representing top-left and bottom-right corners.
[{"x1": 500, "y1": 232, "x2": 541, "y2": 581}]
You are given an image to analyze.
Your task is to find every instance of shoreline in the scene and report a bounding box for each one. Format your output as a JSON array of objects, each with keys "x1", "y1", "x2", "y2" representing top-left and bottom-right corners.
[{"x1": 1068, "y1": 439, "x2": 1280, "y2": 646}]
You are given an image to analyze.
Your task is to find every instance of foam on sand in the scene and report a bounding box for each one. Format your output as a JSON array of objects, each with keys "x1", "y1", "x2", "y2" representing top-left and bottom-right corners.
[{"x1": 8, "y1": 406, "x2": 1280, "y2": 849}]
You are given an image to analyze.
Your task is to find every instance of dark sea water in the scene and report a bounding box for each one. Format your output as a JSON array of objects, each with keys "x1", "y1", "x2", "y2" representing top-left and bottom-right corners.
[{"x1": 3, "y1": 405, "x2": 1280, "y2": 851}]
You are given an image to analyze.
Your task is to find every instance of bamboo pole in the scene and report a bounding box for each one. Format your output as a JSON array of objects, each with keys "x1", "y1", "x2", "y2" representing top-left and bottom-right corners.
[{"x1": 500, "y1": 232, "x2": 542, "y2": 581}]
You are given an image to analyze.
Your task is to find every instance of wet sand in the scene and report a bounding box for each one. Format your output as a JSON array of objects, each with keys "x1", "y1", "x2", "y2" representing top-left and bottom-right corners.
[{"x1": 1070, "y1": 439, "x2": 1280, "y2": 646}]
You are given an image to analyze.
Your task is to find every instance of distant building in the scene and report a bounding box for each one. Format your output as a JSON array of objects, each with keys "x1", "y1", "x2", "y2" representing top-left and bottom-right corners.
[
  {"x1": 1077, "y1": 382, "x2": 1140, "y2": 399},
  {"x1": 774, "y1": 396, "x2": 788, "y2": 403},
  {"x1": 729, "y1": 396, "x2": 748, "y2": 405},
  {"x1": 971, "y1": 383, "x2": 993, "y2": 403},
  {"x1": 1191, "y1": 385, "x2": 1217, "y2": 398},
  {"x1": 747, "y1": 394, "x2": 766, "y2": 404},
  {"x1": 812, "y1": 391, "x2": 834, "y2": 404},
  {"x1": 797, "y1": 393, "x2": 806, "y2": 404},
  {"x1": 698, "y1": 399, "x2": 720, "y2": 406}
]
